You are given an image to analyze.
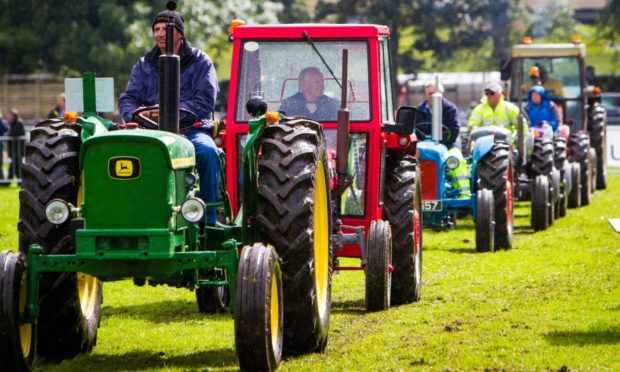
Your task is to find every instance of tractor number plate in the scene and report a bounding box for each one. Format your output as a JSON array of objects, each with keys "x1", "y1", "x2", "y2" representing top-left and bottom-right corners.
[{"x1": 422, "y1": 200, "x2": 443, "y2": 211}]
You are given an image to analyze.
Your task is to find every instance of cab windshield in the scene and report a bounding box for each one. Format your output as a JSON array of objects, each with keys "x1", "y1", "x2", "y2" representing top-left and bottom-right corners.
[
  {"x1": 235, "y1": 40, "x2": 370, "y2": 122},
  {"x1": 512, "y1": 57, "x2": 582, "y2": 100}
]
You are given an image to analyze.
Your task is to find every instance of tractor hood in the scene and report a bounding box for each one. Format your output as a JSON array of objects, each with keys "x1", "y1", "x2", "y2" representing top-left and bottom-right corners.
[{"x1": 79, "y1": 129, "x2": 195, "y2": 170}]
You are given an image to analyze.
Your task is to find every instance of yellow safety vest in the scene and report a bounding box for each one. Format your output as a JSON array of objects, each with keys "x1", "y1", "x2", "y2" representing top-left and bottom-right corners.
[{"x1": 467, "y1": 95, "x2": 521, "y2": 135}]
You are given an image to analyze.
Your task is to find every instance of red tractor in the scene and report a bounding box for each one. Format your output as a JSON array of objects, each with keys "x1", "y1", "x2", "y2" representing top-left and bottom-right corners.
[{"x1": 222, "y1": 22, "x2": 423, "y2": 322}]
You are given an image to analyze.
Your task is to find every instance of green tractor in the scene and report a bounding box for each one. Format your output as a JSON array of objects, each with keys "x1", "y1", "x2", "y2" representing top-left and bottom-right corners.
[{"x1": 0, "y1": 19, "x2": 330, "y2": 371}]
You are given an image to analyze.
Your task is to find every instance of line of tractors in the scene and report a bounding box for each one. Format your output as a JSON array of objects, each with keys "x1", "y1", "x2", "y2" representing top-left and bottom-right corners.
[{"x1": 0, "y1": 19, "x2": 606, "y2": 371}]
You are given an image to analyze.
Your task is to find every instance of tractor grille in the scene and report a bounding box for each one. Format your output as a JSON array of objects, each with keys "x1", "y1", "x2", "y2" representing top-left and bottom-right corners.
[{"x1": 419, "y1": 160, "x2": 438, "y2": 200}]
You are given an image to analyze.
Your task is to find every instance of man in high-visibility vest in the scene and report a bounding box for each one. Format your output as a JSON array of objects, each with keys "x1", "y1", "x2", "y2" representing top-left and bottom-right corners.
[
  {"x1": 415, "y1": 82, "x2": 470, "y2": 197},
  {"x1": 468, "y1": 82, "x2": 521, "y2": 140}
]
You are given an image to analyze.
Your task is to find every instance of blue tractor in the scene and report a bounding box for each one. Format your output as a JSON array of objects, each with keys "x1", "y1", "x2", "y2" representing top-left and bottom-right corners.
[{"x1": 416, "y1": 91, "x2": 514, "y2": 252}]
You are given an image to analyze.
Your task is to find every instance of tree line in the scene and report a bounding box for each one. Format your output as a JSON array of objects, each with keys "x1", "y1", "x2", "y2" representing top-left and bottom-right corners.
[{"x1": 0, "y1": 0, "x2": 609, "y2": 87}]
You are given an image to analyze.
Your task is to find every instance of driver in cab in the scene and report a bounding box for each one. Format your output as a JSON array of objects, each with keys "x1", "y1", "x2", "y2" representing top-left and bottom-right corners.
[
  {"x1": 118, "y1": 3, "x2": 221, "y2": 225},
  {"x1": 279, "y1": 67, "x2": 340, "y2": 121},
  {"x1": 415, "y1": 81, "x2": 470, "y2": 197}
]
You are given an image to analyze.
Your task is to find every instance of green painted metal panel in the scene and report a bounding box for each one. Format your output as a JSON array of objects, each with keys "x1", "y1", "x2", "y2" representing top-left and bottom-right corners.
[{"x1": 80, "y1": 129, "x2": 195, "y2": 170}]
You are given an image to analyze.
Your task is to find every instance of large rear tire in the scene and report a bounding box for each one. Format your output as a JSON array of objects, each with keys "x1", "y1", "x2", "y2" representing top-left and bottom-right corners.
[
  {"x1": 532, "y1": 175, "x2": 550, "y2": 231},
  {"x1": 589, "y1": 103, "x2": 607, "y2": 190},
  {"x1": 235, "y1": 243, "x2": 283, "y2": 371},
  {"x1": 383, "y1": 155, "x2": 423, "y2": 305},
  {"x1": 17, "y1": 120, "x2": 102, "y2": 360},
  {"x1": 475, "y1": 189, "x2": 495, "y2": 252},
  {"x1": 477, "y1": 142, "x2": 513, "y2": 249},
  {"x1": 0, "y1": 251, "x2": 37, "y2": 372},
  {"x1": 255, "y1": 119, "x2": 331, "y2": 356},
  {"x1": 530, "y1": 138, "x2": 554, "y2": 177},
  {"x1": 365, "y1": 220, "x2": 392, "y2": 312}
]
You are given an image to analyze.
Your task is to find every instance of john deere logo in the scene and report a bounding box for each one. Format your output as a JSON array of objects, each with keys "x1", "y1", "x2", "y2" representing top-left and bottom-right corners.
[{"x1": 109, "y1": 157, "x2": 140, "y2": 179}]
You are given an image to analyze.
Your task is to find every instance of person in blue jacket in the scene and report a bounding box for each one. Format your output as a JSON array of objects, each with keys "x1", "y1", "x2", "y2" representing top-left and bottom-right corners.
[
  {"x1": 524, "y1": 85, "x2": 561, "y2": 132},
  {"x1": 119, "y1": 3, "x2": 220, "y2": 224}
]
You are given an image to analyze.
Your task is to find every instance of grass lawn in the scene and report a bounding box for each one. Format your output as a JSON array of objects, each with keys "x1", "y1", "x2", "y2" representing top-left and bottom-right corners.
[{"x1": 0, "y1": 174, "x2": 619, "y2": 371}]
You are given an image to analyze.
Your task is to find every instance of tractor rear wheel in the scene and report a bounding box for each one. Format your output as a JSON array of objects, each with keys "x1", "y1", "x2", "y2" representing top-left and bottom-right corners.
[
  {"x1": 477, "y1": 142, "x2": 513, "y2": 249},
  {"x1": 17, "y1": 120, "x2": 102, "y2": 360},
  {"x1": 475, "y1": 189, "x2": 495, "y2": 252},
  {"x1": 235, "y1": 243, "x2": 283, "y2": 371},
  {"x1": 567, "y1": 162, "x2": 582, "y2": 209},
  {"x1": 532, "y1": 175, "x2": 550, "y2": 231},
  {"x1": 0, "y1": 251, "x2": 37, "y2": 371},
  {"x1": 568, "y1": 131, "x2": 591, "y2": 206},
  {"x1": 589, "y1": 103, "x2": 607, "y2": 190},
  {"x1": 383, "y1": 155, "x2": 423, "y2": 305},
  {"x1": 365, "y1": 220, "x2": 392, "y2": 312},
  {"x1": 530, "y1": 138, "x2": 554, "y2": 177},
  {"x1": 255, "y1": 119, "x2": 331, "y2": 356}
]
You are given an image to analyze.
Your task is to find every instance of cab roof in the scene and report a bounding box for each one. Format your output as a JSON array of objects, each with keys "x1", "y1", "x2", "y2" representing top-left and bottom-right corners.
[
  {"x1": 232, "y1": 24, "x2": 391, "y2": 39},
  {"x1": 512, "y1": 43, "x2": 586, "y2": 58}
]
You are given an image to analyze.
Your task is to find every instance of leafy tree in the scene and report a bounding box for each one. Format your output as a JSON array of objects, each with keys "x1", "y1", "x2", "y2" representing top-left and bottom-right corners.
[{"x1": 598, "y1": 0, "x2": 620, "y2": 43}]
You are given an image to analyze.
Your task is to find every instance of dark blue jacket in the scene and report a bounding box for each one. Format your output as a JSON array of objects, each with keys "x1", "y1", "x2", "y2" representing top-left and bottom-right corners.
[
  {"x1": 279, "y1": 92, "x2": 340, "y2": 121},
  {"x1": 524, "y1": 85, "x2": 559, "y2": 132},
  {"x1": 414, "y1": 97, "x2": 460, "y2": 147},
  {"x1": 119, "y1": 40, "x2": 218, "y2": 126}
]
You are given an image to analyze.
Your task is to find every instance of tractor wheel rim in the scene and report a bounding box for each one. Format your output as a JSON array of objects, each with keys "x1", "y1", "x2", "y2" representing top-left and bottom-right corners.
[
  {"x1": 19, "y1": 272, "x2": 32, "y2": 357},
  {"x1": 77, "y1": 273, "x2": 99, "y2": 318},
  {"x1": 314, "y1": 161, "x2": 329, "y2": 320},
  {"x1": 270, "y1": 273, "x2": 280, "y2": 348}
]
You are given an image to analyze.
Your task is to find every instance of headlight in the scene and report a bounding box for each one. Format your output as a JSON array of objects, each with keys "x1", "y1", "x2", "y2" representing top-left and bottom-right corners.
[
  {"x1": 181, "y1": 198, "x2": 206, "y2": 223},
  {"x1": 185, "y1": 173, "x2": 198, "y2": 187},
  {"x1": 446, "y1": 156, "x2": 460, "y2": 170},
  {"x1": 398, "y1": 136, "x2": 410, "y2": 147},
  {"x1": 45, "y1": 199, "x2": 70, "y2": 224}
]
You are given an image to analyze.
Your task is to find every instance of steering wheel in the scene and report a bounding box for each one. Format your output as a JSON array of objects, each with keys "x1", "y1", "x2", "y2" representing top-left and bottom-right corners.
[
  {"x1": 131, "y1": 106, "x2": 198, "y2": 129},
  {"x1": 414, "y1": 122, "x2": 453, "y2": 144}
]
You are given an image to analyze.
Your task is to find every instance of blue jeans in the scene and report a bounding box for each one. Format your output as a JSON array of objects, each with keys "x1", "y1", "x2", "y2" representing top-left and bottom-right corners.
[{"x1": 185, "y1": 128, "x2": 221, "y2": 224}]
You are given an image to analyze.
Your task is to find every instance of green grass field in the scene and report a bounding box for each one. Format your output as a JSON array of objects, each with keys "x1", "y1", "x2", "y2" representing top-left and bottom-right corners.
[{"x1": 0, "y1": 174, "x2": 619, "y2": 371}]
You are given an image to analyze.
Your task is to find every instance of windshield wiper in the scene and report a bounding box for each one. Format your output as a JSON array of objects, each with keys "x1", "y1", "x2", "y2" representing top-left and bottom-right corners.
[{"x1": 302, "y1": 31, "x2": 342, "y2": 89}]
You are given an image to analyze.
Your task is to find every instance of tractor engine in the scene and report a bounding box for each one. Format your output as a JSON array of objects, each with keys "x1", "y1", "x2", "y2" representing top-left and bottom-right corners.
[{"x1": 76, "y1": 129, "x2": 198, "y2": 260}]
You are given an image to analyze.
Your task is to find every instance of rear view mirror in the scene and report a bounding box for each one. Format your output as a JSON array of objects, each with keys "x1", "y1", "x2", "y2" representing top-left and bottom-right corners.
[
  {"x1": 387, "y1": 106, "x2": 417, "y2": 134},
  {"x1": 500, "y1": 59, "x2": 511, "y2": 81}
]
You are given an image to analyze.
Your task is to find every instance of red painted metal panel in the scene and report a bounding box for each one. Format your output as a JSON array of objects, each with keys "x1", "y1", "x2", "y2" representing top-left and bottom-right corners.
[{"x1": 419, "y1": 160, "x2": 438, "y2": 200}]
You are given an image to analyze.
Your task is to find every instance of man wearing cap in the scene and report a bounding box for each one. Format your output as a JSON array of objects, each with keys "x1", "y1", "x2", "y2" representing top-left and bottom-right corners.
[
  {"x1": 467, "y1": 82, "x2": 521, "y2": 139},
  {"x1": 118, "y1": 3, "x2": 220, "y2": 225}
]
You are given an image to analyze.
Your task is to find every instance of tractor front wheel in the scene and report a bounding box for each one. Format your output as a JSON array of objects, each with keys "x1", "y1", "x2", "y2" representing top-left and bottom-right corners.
[
  {"x1": 383, "y1": 155, "x2": 423, "y2": 305},
  {"x1": 477, "y1": 142, "x2": 513, "y2": 249},
  {"x1": 365, "y1": 220, "x2": 392, "y2": 312},
  {"x1": 567, "y1": 162, "x2": 581, "y2": 209},
  {"x1": 532, "y1": 175, "x2": 550, "y2": 231},
  {"x1": 235, "y1": 243, "x2": 283, "y2": 371},
  {"x1": 196, "y1": 285, "x2": 229, "y2": 314},
  {"x1": 589, "y1": 103, "x2": 607, "y2": 190},
  {"x1": 475, "y1": 189, "x2": 495, "y2": 252},
  {"x1": 0, "y1": 251, "x2": 37, "y2": 371},
  {"x1": 568, "y1": 132, "x2": 591, "y2": 206}
]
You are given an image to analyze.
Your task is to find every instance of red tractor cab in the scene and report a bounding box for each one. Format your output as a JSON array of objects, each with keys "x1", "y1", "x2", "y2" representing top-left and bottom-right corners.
[{"x1": 224, "y1": 23, "x2": 423, "y2": 310}]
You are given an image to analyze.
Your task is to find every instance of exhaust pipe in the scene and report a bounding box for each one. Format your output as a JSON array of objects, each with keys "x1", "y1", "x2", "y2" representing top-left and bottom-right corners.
[
  {"x1": 431, "y1": 76, "x2": 443, "y2": 141},
  {"x1": 158, "y1": 11, "x2": 180, "y2": 134}
]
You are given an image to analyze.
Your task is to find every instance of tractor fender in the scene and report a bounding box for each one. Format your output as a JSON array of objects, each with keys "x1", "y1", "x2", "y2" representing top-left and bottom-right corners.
[{"x1": 472, "y1": 135, "x2": 495, "y2": 164}]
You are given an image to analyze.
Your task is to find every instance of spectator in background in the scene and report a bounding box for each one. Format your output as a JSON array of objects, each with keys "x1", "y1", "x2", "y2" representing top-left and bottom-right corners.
[
  {"x1": 6, "y1": 108, "x2": 25, "y2": 182},
  {"x1": 48, "y1": 92, "x2": 66, "y2": 119},
  {"x1": 0, "y1": 109, "x2": 8, "y2": 180}
]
